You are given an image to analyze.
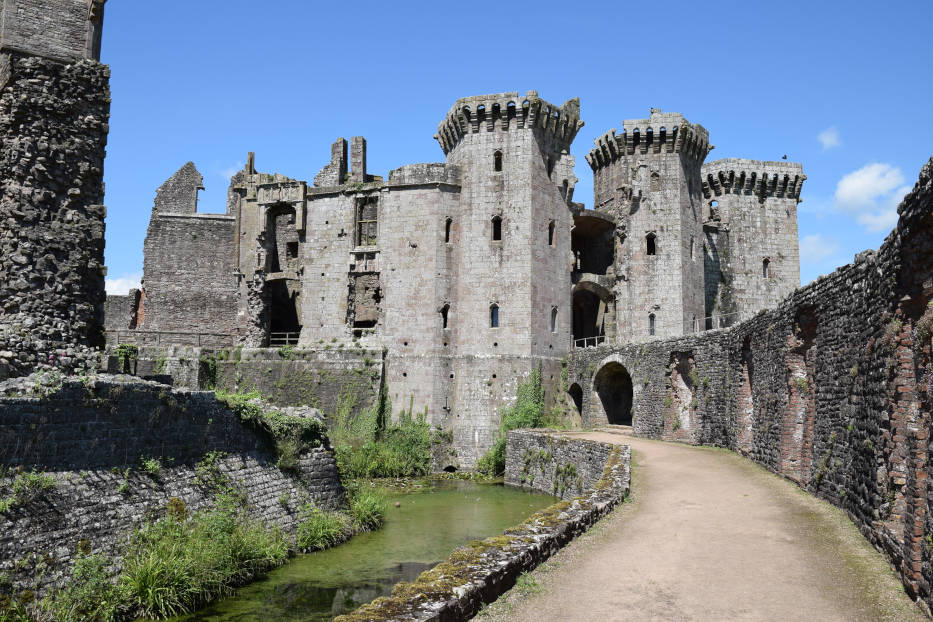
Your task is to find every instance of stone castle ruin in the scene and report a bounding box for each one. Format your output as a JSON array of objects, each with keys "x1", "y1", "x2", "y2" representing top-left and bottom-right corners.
[
  {"x1": 107, "y1": 96, "x2": 804, "y2": 465},
  {"x1": 3, "y1": 0, "x2": 933, "y2": 613}
]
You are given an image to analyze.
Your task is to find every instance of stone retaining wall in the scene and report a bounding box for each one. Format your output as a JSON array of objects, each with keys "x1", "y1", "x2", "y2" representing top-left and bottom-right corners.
[
  {"x1": 504, "y1": 429, "x2": 613, "y2": 500},
  {"x1": 335, "y1": 432, "x2": 630, "y2": 621},
  {"x1": 567, "y1": 156, "x2": 933, "y2": 611},
  {"x1": 0, "y1": 375, "x2": 345, "y2": 594}
]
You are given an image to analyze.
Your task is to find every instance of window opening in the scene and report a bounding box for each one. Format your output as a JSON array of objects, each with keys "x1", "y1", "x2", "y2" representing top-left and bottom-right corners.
[
  {"x1": 286, "y1": 241, "x2": 298, "y2": 259},
  {"x1": 493, "y1": 150, "x2": 503, "y2": 172},
  {"x1": 356, "y1": 198, "x2": 378, "y2": 246},
  {"x1": 441, "y1": 304, "x2": 450, "y2": 329},
  {"x1": 646, "y1": 233, "x2": 656, "y2": 256},
  {"x1": 490, "y1": 304, "x2": 500, "y2": 328},
  {"x1": 649, "y1": 313, "x2": 656, "y2": 336},
  {"x1": 492, "y1": 216, "x2": 502, "y2": 241},
  {"x1": 763, "y1": 258, "x2": 771, "y2": 279},
  {"x1": 551, "y1": 307, "x2": 558, "y2": 333},
  {"x1": 548, "y1": 220, "x2": 555, "y2": 246},
  {"x1": 445, "y1": 217, "x2": 452, "y2": 243}
]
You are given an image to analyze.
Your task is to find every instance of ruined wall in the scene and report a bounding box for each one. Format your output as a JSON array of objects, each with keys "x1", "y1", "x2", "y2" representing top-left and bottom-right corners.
[
  {"x1": 140, "y1": 212, "x2": 237, "y2": 335},
  {"x1": 0, "y1": 53, "x2": 109, "y2": 379},
  {"x1": 504, "y1": 429, "x2": 614, "y2": 500},
  {"x1": 103, "y1": 288, "x2": 139, "y2": 334},
  {"x1": 0, "y1": 375, "x2": 345, "y2": 593},
  {"x1": 0, "y1": 0, "x2": 105, "y2": 63},
  {"x1": 568, "y1": 156, "x2": 933, "y2": 610}
]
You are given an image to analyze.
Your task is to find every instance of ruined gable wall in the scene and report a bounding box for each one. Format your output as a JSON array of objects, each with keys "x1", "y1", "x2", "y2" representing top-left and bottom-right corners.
[
  {"x1": 0, "y1": 0, "x2": 104, "y2": 63},
  {"x1": 0, "y1": 53, "x2": 109, "y2": 379},
  {"x1": 139, "y1": 213, "x2": 237, "y2": 336},
  {"x1": 568, "y1": 157, "x2": 933, "y2": 608}
]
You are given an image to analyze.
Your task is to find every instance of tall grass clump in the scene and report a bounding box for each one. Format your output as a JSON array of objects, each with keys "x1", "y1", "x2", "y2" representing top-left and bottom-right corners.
[
  {"x1": 296, "y1": 506, "x2": 349, "y2": 552},
  {"x1": 45, "y1": 554, "x2": 124, "y2": 622},
  {"x1": 330, "y1": 387, "x2": 434, "y2": 479},
  {"x1": 119, "y1": 494, "x2": 287, "y2": 618},
  {"x1": 476, "y1": 366, "x2": 546, "y2": 476},
  {"x1": 348, "y1": 488, "x2": 387, "y2": 530}
]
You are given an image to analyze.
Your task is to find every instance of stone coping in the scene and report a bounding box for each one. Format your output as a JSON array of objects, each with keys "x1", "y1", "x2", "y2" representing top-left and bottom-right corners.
[{"x1": 334, "y1": 432, "x2": 630, "y2": 622}]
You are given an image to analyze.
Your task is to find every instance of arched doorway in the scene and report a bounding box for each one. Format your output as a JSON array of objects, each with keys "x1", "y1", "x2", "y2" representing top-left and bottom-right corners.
[
  {"x1": 594, "y1": 362, "x2": 633, "y2": 425},
  {"x1": 568, "y1": 383, "x2": 583, "y2": 415}
]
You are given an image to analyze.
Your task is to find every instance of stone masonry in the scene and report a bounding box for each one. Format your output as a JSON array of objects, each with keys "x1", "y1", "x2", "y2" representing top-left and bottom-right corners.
[
  {"x1": 0, "y1": 0, "x2": 110, "y2": 380},
  {"x1": 566, "y1": 157, "x2": 933, "y2": 612},
  {"x1": 113, "y1": 96, "x2": 798, "y2": 468}
]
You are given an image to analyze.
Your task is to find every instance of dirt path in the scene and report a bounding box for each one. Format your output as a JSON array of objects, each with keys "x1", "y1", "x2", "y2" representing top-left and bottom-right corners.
[{"x1": 480, "y1": 430, "x2": 926, "y2": 622}]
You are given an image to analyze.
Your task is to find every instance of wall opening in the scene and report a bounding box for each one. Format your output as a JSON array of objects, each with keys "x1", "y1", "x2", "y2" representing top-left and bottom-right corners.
[
  {"x1": 594, "y1": 362, "x2": 633, "y2": 425},
  {"x1": 572, "y1": 289, "x2": 605, "y2": 342},
  {"x1": 490, "y1": 303, "x2": 499, "y2": 328},
  {"x1": 493, "y1": 150, "x2": 503, "y2": 172},
  {"x1": 571, "y1": 213, "x2": 615, "y2": 275},
  {"x1": 551, "y1": 307, "x2": 558, "y2": 333},
  {"x1": 650, "y1": 171, "x2": 660, "y2": 192},
  {"x1": 267, "y1": 204, "x2": 297, "y2": 273},
  {"x1": 666, "y1": 352, "x2": 696, "y2": 440},
  {"x1": 492, "y1": 216, "x2": 502, "y2": 241},
  {"x1": 356, "y1": 197, "x2": 378, "y2": 246},
  {"x1": 268, "y1": 280, "x2": 300, "y2": 336},
  {"x1": 736, "y1": 336, "x2": 755, "y2": 454},
  {"x1": 548, "y1": 220, "x2": 556, "y2": 246},
  {"x1": 568, "y1": 383, "x2": 583, "y2": 415},
  {"x1": 780, "y1": 309, "x2": 818, "y2": 484},
  {"x1": 445, "y1": 217, "x2": 452, "y2": 243},
  {"x1": 646, "y1": 233, "x2": 657, "y2": 256},
  {"x1": 763, "y1": 258, "x2": 771, "y2": 279},
  {"x1": 649, "y1": 313, "x2": 656, "y2": 336},
  {"x1": 441, "y1": 304, "x2": 450, "y2": 329}
]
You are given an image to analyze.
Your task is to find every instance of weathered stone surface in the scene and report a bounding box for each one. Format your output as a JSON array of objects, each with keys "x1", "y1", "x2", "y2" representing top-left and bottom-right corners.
[
  {"x1": 0, "y1": 0, "x2": 106, "y2": 63},
  {"x1": 505, "y1": 429, "x2": 612, "y2": 500},
  {"x1": 568, "y1": 156, "x2": 933, "y2": 612},
  {"x1": 0, "y1": 51, "x2": 109, "y2": 379},
  {"x1": 0, "y1": 375, "x2": 345, "y2": 594}
]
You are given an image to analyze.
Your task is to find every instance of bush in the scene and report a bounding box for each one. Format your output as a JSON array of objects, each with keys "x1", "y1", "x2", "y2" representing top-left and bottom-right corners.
[
  {"x1": 45, "y1": 554, "x2": 123, "y2": 622},
  {"x1": 119, "y1": 499, "x2": 287, "y2": 618},
  {"x1": 349, "y1": 489, "x2": 387, "y2": 530},
  {"x1": 296, "y1": 506, "x2": 348, "y2": 552},
  {"x1": 0, "y1": 469, "x2": 56, "y2": 512},
  {"x1": 476, "y1": 367, "x2": 546, "y2": 476}
]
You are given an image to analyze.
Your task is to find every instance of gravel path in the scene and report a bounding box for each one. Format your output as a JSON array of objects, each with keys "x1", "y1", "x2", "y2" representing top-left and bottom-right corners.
[{"x1": 479, "y1": 429, "x2": 926, "y2": 622}]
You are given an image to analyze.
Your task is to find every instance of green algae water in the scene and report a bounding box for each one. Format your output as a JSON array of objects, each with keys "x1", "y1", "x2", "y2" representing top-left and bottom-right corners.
[{"x1": 169, "y1": 479, "x2": 556, "y2": 622}]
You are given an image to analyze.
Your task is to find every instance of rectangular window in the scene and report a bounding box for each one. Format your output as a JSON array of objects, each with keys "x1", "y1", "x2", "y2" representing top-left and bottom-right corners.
[
  {"x1": 356, "y1": 198, "x2": 378, "y2": 246},
  {"x1": 286, "y1": 242, "x2": 298, "y2": 258}
]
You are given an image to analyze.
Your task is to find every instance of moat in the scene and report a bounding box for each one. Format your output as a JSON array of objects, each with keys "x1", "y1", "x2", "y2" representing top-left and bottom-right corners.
[{"x1": 167, "y1": 479, "x2": 556, "y2": 622}]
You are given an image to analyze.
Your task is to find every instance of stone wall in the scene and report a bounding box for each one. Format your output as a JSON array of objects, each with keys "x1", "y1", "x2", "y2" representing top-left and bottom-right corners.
[
  {"x1": 336, "y1": 435, "x2": 630, "y2": 622},
  {"x1": 0, "y1": 0, "x2": 105, "y2": 63},
  {"x1": 505, "y1": 429, "x2": 614, "y2": 500},
  {"x1": 0, "y1": 375, "x2": 345, "y2": 593},
  {"x1": 0, "y1": 52, "x2": 110, "y2": 380},
  {"x1": 567, "y1": 156, "x2": 933, "y2": 610}
]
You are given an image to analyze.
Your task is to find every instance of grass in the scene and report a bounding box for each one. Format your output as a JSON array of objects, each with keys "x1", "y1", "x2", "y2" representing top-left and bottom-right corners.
[
  {"x1": 348, "y1": 489, "x2": 387, "y2": 530},
  {"x1": 296, "y1": 506, "x2": 349, "y2": 551},
  {"x1": 0, "y1": 470, "x2": 56, "y2": 513}
]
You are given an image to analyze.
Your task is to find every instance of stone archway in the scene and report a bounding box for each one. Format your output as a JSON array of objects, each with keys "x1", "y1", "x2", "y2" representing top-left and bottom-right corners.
[
  {"x1": 594, "y1": 362, "x2": 633, "y2": 425},
  {"x1": 568, "y1": 382, "x2": 583, "y2": 415}
]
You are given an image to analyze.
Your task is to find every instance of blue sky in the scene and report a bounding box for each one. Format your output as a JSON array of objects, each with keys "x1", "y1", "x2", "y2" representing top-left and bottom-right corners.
[{"x1": 101, "y1": 0, "x2": 933, "y2": 294}]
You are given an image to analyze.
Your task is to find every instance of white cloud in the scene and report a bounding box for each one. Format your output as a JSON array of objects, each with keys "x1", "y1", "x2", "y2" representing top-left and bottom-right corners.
[
  {"x1": 817, "y1": 126, "x2": 841, "y2": 150},
  {"x1": 833, "y1": 163, "x2": 910, "y2": 233},
  {"x1": 105, "y1": 272, "x2": 141, "y2": 295},
  {"x1": 219, "y1": 162, "x2": 245, "y2": 182},
  {"x1": 799, "y1": 234, "x2": 839, "y2": 265}
]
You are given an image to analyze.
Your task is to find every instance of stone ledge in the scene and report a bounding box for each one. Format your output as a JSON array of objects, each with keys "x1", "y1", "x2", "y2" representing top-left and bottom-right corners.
[{"x1": 335, "y1": 432, "x2": 630, "y2": 621}]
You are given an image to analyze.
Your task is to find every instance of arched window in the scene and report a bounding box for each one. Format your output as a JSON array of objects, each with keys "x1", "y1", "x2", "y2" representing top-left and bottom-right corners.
[
  {"x1": 490, "y1": 304, "x2": 500, "y2": 328},
  {"x1": 632, "y1": 128, "x2": 640, "y2": 146},
  {"x1": 445, "y1": 217, "x2": 452, "y2": 243},
  {"x1": 646, "y1": 128, "x2": 654, "y2": 145},
  {"x1": 548, "y1": 220, "x2": 555, "y2": 246},
  {"x1": 507, "y1": 101, "x2": 516, "y2": 121},
  {"x1": 763, "y1": 258, "x2": 771, "y2": 279},
  {"x1": 477, "y1": 104, "x2": 486, "y2": 124},
  {"x1": 441, "y1": 304, "x2": 450, "y2": 329},
  {"x1": 493, "y1": 150, "x2": 503, "y2": 172},
  {"x1": 659, "y1": 127, "x2": 667, "y2": 143},
  {"x1": 646, "y1": 233, "x2": 657, "y2": 256},
  {"x1": 492, "y1": 216, "x2": 502, "y2": 241},
  {"x1": 551, "y1": 307, "x2": 558, "y2": 333},
  {"x1": 649, "y1": 313, "x2": 656, "y2": 336}
]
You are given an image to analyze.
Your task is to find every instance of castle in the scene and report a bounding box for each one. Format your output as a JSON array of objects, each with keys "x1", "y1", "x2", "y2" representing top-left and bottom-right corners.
[{"x1": 107, "y1": 92, "x2": 804, "y2": 465}]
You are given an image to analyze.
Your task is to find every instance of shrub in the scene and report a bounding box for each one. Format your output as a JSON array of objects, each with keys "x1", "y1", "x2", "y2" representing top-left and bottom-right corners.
[
  {"x1": 120, "y1": 501, "x2": 287, "y2": 618},
  {"x1": 296, "y1": 506, "x2": 348, "y2": 552},
  {"x1": 141, "y1": 457, "x2": 161, "y2": 476},
  {"x1": 0, "y1": 470, "x2": 56, "y2": 512},
  {"x1": 46, "y1": 554, "x2": 123, "y2": 622},
  {"x1": 349, "y1": 489, "x2": 387, "y2": 530}
]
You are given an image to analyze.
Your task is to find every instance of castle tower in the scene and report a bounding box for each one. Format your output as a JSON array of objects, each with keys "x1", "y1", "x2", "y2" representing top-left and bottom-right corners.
[
  {"x1": 701, "y1": 158, "x2": 805, "y2": 326},
  {"x1": 0, "y1": 0, "x2": 110, "y2": 379},
  {"x1": 585, "y1": 109, "x2": 712, "y2": 342},
  {"x1": 436, "y1": 91, "x2": 583, "y2": 464}
]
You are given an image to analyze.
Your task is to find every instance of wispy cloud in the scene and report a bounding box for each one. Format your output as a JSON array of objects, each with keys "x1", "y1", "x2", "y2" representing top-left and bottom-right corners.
[
  {"x1": 833, "y1": 163, "x2": 910, "y2": 233},
  {"x1": 105, "y1": 272, "x2": 141, "y2": 295},
  {"x1": 219, "y1": 162, "x2": 245, "y2": 182},
  {"x1": 799, "y1": 234, "x2": 839, "y2": 265},
  {"x1": 817, "y1": 126, "x2": 841, "y2": 151}
]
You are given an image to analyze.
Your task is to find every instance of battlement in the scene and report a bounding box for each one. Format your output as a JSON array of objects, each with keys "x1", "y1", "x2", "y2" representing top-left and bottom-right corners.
[
  {"x1": 0, "y1": 0, "x2": 106, "y2": 63},
  {"x1": 585, "y1": 109, "x2": 711, "y2": 171},
  {"x1": 435, "y1": 90, "x2": 583, "y2": 155},
  {"x1": 701, "y1": 158, "x2": 806, "y2": 201}
]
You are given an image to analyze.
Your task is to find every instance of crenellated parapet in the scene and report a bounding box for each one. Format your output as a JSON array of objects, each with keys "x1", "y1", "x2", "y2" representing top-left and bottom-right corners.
[
  {"x1": 585, "y1": 110, "x2": 712, "y2": 171},
  {"x1": 435, "y1": 90, "x2": 584, "y2": 155},
  {"x1": 701, "y1": 158, "x2": 806, "y2": 201}
]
